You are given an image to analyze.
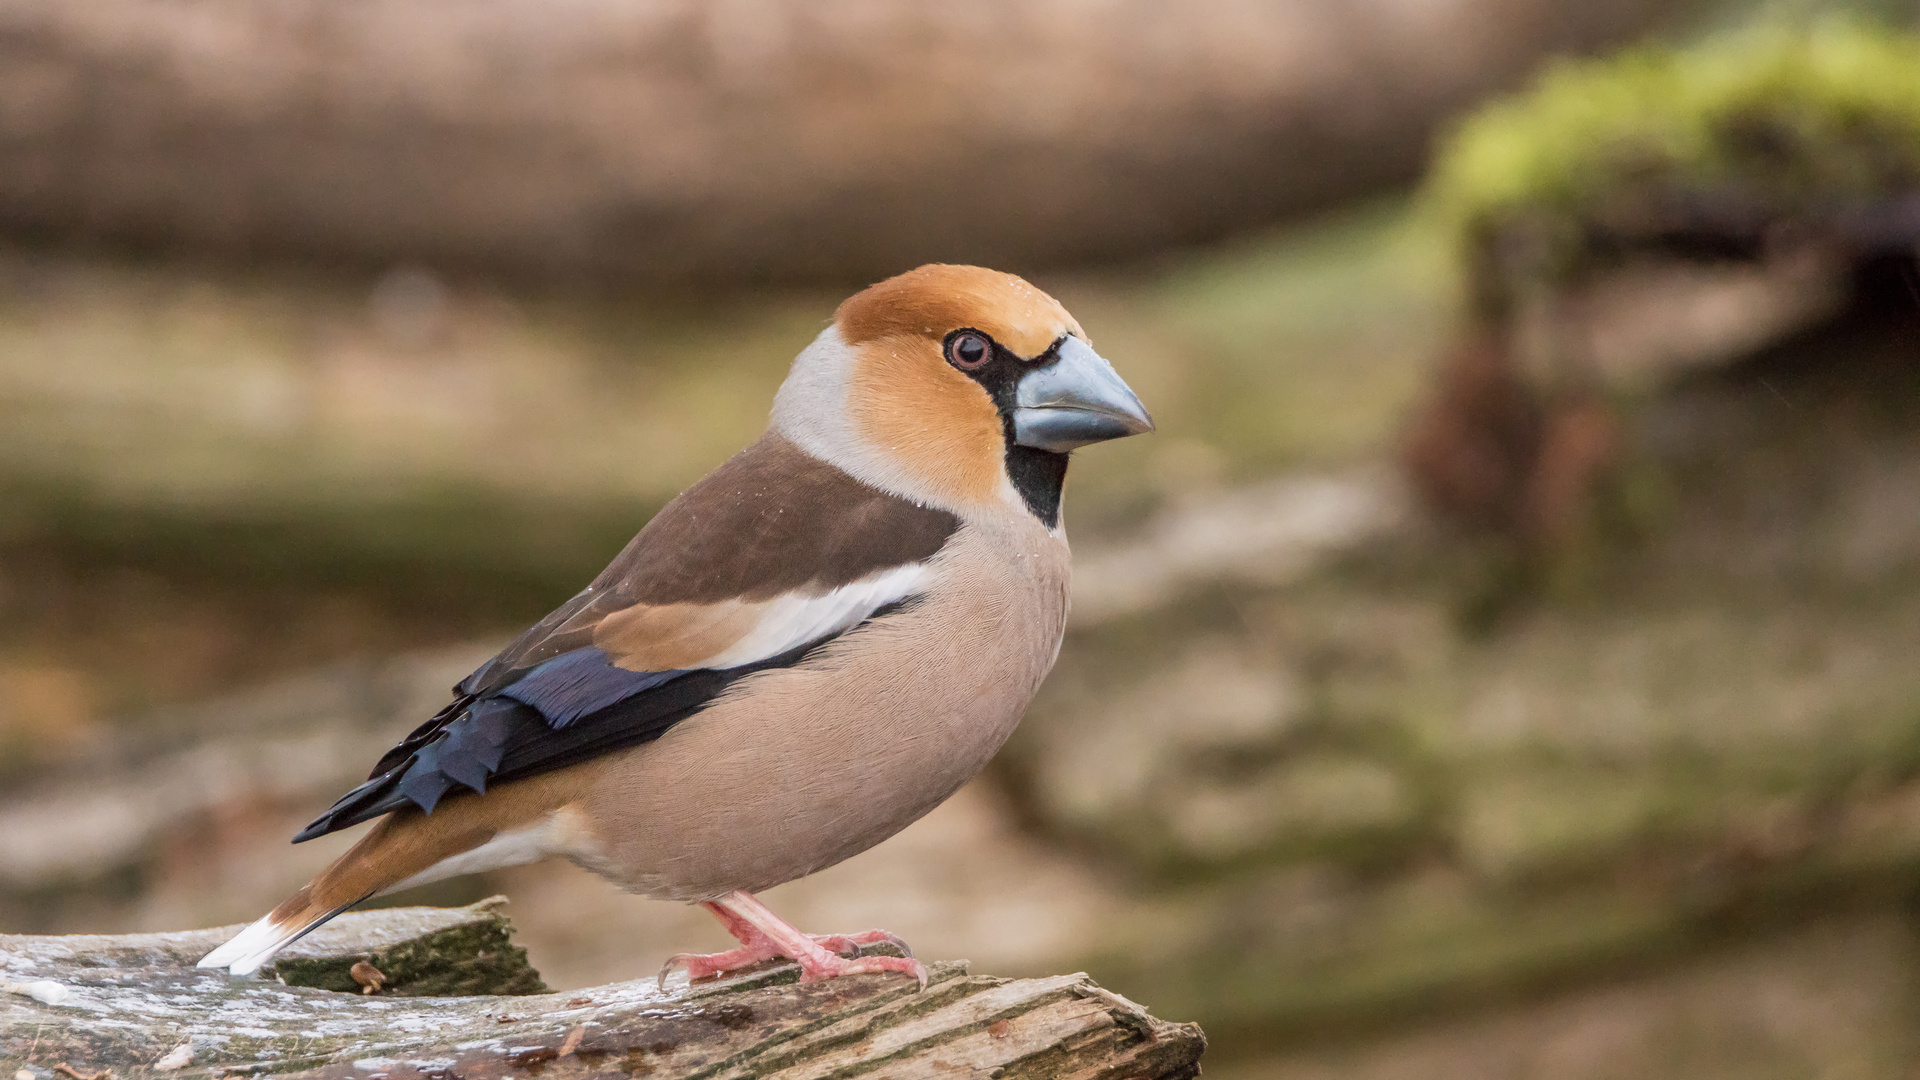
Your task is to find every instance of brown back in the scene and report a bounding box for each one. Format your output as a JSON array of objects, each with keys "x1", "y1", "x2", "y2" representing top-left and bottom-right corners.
[{"x1": 608, "y1": 432, "x2": 959, "y2": 605}]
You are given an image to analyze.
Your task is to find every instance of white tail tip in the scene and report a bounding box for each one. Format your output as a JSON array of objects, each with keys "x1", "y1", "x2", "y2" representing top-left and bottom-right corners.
[{"x1": 197, "y1": 913, "x2": 306, "y2": 976}]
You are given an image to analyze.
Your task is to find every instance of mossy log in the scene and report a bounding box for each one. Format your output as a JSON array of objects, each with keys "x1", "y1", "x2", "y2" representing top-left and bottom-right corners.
[
  {"x1": 1428, "y1": 22, "x2": 1920, "y2": 316},
  {"x1": 0, "y1": 899, "x2": 1204, "y2": 1080},
  {"x1": 1405, "y1": 22, "x2": 1920, "y2": 548}
]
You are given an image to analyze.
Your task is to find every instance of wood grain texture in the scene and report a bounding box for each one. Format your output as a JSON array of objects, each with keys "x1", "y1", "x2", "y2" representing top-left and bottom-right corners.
[{"x1": 0, "y1": 899, "x2": 1205, "y2": 1080}]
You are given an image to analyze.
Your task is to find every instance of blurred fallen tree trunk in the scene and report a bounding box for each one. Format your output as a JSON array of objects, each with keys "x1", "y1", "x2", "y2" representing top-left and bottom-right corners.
[
  {"x1": 0, "y1": 0, "x2": 1669, "y2": 284},
  {"x1": 0, "y1": 899, "x2": 1206, "y2": 1079}
]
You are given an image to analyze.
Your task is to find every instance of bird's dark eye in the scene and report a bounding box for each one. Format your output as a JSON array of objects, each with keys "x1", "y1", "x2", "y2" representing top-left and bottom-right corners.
[{"x1": 946, "y1": 330, "x2": 991, "y2": 371}]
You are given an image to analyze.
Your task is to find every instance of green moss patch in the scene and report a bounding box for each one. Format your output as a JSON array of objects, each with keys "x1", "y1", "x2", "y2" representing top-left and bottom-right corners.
[
  {"x1": 1428, "y1": 22, "x2": 1920, "y2": 302},
  {"x1": 270, "y1": 910, "x2": 548, "y2": 997}
]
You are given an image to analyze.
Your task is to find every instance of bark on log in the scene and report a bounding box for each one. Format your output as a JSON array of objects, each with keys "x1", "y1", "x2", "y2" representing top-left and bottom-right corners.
[
  {"x1": 0, "y1": 0, "x2": 1670, "y2": 284},
  {"x1": 0, "y1": 899, "x2": 1205, "y2": 1080}
]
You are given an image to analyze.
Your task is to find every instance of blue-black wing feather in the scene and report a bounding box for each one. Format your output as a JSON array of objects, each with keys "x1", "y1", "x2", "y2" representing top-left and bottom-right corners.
[{"x1": 290, "y1": 626, "x2": 869, "y2": 843}]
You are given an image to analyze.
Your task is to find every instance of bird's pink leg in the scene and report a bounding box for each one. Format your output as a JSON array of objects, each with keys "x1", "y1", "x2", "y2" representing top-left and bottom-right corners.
[
  {"x1": 655, "y1": 901, "x2": 773, "y2": 986},
  {"x1": 657, "y1": 891, "x2": 926, "y2": 989}
]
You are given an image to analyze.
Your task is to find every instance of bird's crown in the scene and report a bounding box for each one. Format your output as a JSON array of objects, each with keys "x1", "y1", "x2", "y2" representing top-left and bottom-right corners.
[{"x1": 834, "y1": 264, "x2": 1085, "y2": 357}]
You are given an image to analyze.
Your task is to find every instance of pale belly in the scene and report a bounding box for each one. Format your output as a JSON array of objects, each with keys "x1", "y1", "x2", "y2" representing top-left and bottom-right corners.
[{"x1": 570, "y1": 523, "x2": 1069, "y2": 899}]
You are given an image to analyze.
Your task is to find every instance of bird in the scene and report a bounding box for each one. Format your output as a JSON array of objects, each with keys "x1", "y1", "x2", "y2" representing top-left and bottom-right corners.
[{"x1": 198, "y1": 263, "x2": 1153, "y2": 987}]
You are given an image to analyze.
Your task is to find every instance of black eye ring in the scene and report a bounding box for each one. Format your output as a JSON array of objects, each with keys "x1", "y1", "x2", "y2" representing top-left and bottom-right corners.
[{"x1": 945, "y1": 330, "x2": 992, "y2": 371}]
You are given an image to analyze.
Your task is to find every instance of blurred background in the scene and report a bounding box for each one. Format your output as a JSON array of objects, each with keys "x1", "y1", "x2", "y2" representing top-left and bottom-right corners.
[{"x1": 5, "y1": 0, "x2": 1920, "y2": 1075}]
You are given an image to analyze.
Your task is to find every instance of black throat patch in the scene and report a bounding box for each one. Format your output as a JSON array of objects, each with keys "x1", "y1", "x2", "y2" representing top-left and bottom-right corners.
[{"x1": 1003, "y1": 444, "x2": 1068, "y2": 529}]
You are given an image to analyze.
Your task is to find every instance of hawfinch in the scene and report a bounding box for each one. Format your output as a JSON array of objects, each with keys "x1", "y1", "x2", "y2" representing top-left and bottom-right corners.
[{"x1": 200, "y1": 264, "x2": 1153, "y2": 986}]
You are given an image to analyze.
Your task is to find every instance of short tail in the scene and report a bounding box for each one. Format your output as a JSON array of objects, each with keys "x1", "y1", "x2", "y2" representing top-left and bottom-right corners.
[
  {"x1": 196, "y1": 888, "x2": 358, "y2": 976},
  {"x1": 196, "y1": 809, "x2": 474, "y2": 976},
  {"x1": 198, "y1": 776, "x2": 572, "y2": 975}
]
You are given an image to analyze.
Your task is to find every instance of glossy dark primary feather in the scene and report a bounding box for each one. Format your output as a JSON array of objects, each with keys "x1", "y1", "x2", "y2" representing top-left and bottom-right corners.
[
  {"x1": 292, "y1": 634, "x2": 845, "y2": 841},
  {"x1": 292, "y1": 433, "x2": 958, "y2": 844}
]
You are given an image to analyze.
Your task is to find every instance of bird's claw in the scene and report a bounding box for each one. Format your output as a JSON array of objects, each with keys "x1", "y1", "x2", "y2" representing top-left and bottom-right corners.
[
  {"x1": 657, "y1": 943, "x2": 773, "y2": 989},
  {"x1": 657, "y1": 952, "x2": 697, "y2": 991}
]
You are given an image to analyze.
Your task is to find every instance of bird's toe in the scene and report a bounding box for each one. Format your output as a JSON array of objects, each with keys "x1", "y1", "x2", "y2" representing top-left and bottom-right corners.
[
  {"x1": 795, "y1": 951, "x2": 929, "y2": 989},
  {"x1": 810, "y1": 929, "x2": 913, "y2": 959}
]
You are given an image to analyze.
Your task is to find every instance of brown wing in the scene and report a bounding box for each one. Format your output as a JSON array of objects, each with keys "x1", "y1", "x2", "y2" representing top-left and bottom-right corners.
[{"x1": 295, "y1": 432, "x2": 958, "y2": 841}]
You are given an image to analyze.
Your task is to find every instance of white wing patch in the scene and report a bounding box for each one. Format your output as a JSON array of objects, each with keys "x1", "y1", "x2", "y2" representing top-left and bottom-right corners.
[{"x1": 697, "y1": 562, "x2": 932, "y2": 670}]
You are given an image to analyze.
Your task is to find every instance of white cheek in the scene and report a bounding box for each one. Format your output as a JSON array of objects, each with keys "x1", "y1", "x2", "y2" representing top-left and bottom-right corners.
[
  {"x1": 771, "y1": 325, "x2": 860, "y2": 461},
  {"x1": 772, "y1": 325, "x2": 1011, "y2": 514}
]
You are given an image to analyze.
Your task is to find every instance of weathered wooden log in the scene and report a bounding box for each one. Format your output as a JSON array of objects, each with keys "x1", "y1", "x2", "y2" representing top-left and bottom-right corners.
[{"x1": 0, "y1": 899, "x2": 1205, "y2": 1080}]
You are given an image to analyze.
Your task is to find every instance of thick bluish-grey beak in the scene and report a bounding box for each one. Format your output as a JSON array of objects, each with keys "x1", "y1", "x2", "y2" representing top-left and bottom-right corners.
[{"x1": 1011, "y1": 336, "x2": 1155, "y2": 452}]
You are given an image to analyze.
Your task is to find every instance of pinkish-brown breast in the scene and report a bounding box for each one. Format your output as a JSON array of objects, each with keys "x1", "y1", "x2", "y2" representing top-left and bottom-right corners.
[{"x1": 567, "y1": 509, "x2": 1071, "y2": 900}]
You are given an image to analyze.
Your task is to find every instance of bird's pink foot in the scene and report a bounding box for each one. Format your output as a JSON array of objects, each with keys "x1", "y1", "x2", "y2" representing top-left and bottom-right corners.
[
  {"x1": 809, "y1": 928, "x2": 913, "y2": 957},
  {"x1": 658, "y1": 892, "x2": 926, "y2": 990},
  {"x1": 787, "y1": 944, "x2": 927, "y2": 986},
  {"x1": 661, "y1": 927, "x2": 905, "y2": 983}
]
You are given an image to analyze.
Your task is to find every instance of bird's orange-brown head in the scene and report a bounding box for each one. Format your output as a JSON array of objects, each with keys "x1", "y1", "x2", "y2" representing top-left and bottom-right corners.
[{"x1": 773, "y1": 265, "x2": 1152, "y2": 524}]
